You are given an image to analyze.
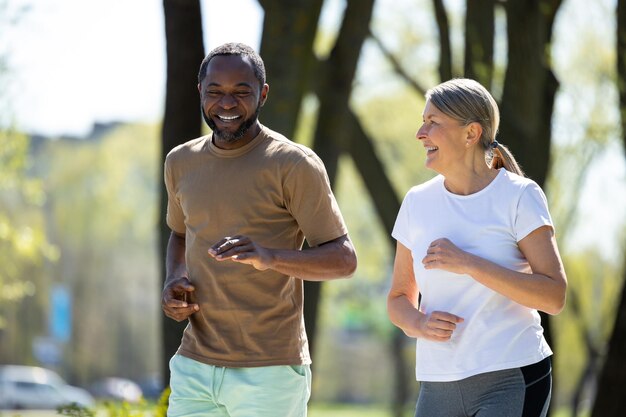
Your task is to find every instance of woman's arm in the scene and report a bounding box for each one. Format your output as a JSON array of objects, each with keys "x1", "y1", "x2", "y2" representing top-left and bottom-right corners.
[
  {"x1": 387, "y1": 242, "x2": 463, "y2": 341},
  {"x1": 423, "y1": 226, "x2": 567, "y2": 315}
]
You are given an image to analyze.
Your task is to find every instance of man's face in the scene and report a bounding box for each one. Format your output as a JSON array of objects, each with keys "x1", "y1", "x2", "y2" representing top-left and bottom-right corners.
[{"x1": 198, "y1": 55, "x2": 268, "y2": 145}]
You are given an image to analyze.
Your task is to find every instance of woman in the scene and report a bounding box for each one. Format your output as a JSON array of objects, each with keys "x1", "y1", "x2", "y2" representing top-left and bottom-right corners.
[{"x1": 387, "y1": 78, "x2": 567, "y2": 417}]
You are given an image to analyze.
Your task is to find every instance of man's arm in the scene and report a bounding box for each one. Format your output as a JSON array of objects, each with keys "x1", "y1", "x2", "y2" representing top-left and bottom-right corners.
[
  {"x1": 208, "y1": 233, "x2": 357, "y2": 281},
  {"x1": 162, "y1": 231, "x2": 199, "y2": 321}
]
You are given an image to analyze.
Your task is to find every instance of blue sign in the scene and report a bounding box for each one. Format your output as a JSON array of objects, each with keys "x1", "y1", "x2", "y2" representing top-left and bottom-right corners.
[{"x1": 50, "y1": 284, "x2": 72, "y2": 342}]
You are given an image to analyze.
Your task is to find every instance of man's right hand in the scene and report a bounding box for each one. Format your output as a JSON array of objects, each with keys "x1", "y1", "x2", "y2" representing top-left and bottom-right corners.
[{"x1": 161, "y1": 277, "x2": 199, "y2": 322}]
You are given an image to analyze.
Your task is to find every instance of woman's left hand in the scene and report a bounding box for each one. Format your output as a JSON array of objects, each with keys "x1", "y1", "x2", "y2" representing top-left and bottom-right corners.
[{"x1": 422, "y1": 238, "x2": 473, "y2": 274}]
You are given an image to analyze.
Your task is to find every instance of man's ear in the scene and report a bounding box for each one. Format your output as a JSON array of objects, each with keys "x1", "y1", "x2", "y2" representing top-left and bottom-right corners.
[
  {"x1": 259, "y1": 83, "x2": 269, "y2": 106},
  {"x1": 197, "y1": 83, "x2": 202, "y2": 94}
]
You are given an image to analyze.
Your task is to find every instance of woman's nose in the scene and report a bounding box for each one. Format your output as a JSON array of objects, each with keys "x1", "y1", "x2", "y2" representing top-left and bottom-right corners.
[{"x1": 416, "y1": 124, "x2": 426, "y2": 140}]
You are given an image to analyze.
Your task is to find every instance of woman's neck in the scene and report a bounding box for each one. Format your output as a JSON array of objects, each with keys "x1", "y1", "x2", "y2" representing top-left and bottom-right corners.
[{"x1": 443, "y1": 166, "x2": 499, "y2": 196}]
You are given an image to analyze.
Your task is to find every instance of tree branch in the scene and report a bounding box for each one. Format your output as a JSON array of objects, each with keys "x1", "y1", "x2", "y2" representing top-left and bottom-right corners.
[{"x1": 369, "y1": 30, "x2": 428, "y2": 97}]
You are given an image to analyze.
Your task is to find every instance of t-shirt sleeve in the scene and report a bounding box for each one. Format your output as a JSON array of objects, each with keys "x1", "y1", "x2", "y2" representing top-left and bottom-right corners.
[
  {"x1": 392, "y1": 191, "x2": 412, "y2": 249},
  {"x1": 514, "y1": 181, "x2": 553, "y2": 242},
  {"x1": 164, "y1": 157, "x2": 186, "y2": 234},
  {"x1": 283, "y1": 153, "x2": 348, "y2": 247}
]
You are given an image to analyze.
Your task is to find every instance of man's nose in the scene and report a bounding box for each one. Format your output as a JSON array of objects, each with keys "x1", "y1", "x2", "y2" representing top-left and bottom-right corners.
[{"x1": 220, "y1": 94, "x2": 237, "y2": 109}]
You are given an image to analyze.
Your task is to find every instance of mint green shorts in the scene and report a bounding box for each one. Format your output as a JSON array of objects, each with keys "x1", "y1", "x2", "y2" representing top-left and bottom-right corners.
[{"x1": 168, "y1": 354, "x2": 312, "y2": 417}]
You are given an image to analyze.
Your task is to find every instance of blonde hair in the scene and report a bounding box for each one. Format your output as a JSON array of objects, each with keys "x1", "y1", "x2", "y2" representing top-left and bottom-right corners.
[{"x1": 426, "y1": 78, "x2": 524, "y2": 176}]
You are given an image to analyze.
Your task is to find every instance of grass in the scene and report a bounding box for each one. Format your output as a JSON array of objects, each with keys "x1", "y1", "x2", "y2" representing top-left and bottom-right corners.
[
  {"x1": 0, "y1": 403, "x2": 401, "y2": 417},
  {"x1": 309, "y1": 403, "x2": 586, "y2": 417},
  {"x1": 309, "y1": 403, "x2": 412, "y2": 417},
  {"x1": 0, "y1": 402, "x2": 587, "y2": 417}
]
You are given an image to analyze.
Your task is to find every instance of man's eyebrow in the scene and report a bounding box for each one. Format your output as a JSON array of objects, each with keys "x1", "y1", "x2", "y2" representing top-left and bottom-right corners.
[{"x1": 205, "y1": 82, "x2": 254, "y2": 88}]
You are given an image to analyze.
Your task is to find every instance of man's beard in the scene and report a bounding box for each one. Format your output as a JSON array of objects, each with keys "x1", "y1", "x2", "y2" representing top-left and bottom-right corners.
[{"x1": 202, "y1": 102, "x2": 261, "y2": 143}]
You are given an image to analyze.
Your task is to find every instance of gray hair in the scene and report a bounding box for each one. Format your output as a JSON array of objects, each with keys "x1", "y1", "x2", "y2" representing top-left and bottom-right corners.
[{"x1": 426, "y1": 78, "x2": 524, "y2": 176}]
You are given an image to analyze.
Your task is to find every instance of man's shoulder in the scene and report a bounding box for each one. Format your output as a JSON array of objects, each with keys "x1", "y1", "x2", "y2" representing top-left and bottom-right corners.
[
  {"x1": 166, "y1": 136, "x2": 209, "y2": 162},
  {"x1": 261, "y1": 125, "x2": 317, "y2": 161}
]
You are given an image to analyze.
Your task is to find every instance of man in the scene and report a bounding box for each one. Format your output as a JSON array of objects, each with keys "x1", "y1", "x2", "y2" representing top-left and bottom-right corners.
[{"x1": 162, "y1": 42, "x2": 357, "y2": 417}]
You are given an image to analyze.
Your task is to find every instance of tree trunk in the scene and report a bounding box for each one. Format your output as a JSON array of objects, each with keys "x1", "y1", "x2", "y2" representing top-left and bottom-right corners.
[
  {"x1": 499, "y1": 0, "x2": 561, "y2": 188},
  {"x1": 591, "y1": 276, "x2": 626, "y2": 417},
  {"x1": 432, "y1": 0, "x2": 453, "y2": 82},
  {"x1": 256, "y1": 0, "x2": 326, "y2": 362},
  {"x1": 618, "y1": 0, "x2": 626, "y2": 151},
  {"x1": 345, "y1": 111, "x2": 400, "y2": 240},
  {"x1": 345, "y1": 109, "x2": 408, "y2": 416},
  {"x1": 258, "y1": 0, "x2": 324, "y2": 137},
  {"x1": 499, "y1": 1, "x2": 562, "y2": 414},
  {"x1": 160, "y1": 0, "x2": 204, "y2": 388},
  {"x1": 307, "y1": 0, "x2": 376, "y2": 358},
  {"x1": 590, "y1": 1, "x2": 626, "y2": 415},
  {"x1": 313, "y1": 0, "x2": 377, "y2": 164},
  {"x1": 464, "y1": 0, "x2": 495, "y2": 88}
]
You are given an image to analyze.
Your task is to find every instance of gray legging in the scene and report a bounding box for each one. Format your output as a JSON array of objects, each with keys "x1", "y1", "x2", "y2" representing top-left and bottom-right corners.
[{"x1": 414, "y1": 357, "x2": 552, "y2": 417}]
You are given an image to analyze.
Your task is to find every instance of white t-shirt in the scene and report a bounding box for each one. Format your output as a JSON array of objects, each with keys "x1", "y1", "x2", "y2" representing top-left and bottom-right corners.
[{"x1": 392, "y1": 169, "x2": 553, "y2": 382}]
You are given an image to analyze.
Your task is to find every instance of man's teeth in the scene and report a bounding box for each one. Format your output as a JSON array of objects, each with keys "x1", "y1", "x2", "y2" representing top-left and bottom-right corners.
[
  {"x1": 219, "y1": 115, "x2": 239, "y2": 121},
  {"x1": 426, "y1": 146, "x2": 438, "y2": 151}
]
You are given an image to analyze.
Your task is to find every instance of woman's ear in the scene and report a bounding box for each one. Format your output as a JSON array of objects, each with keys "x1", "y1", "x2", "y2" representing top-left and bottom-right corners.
[{"x1": 465, "y1": 122, "x2": 483, "y2": 146}]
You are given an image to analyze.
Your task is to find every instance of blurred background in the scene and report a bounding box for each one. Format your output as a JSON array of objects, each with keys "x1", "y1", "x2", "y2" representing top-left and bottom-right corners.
[{"x1": 1, "y1": 0, "x2": 626, "y2": 415}]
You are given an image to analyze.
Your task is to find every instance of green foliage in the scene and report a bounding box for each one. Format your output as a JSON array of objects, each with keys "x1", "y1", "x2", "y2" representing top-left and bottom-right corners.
[
  {"x1": 101, "y1": 399, "x2": 153, "y2": 417},
  {"x1": 57, "y1": 403, "x2": 96, "y2": 417},
  {"x1": 34, "y1": 124, "x2": 162, "y2": 384},
  {"x1": 310, "y1": 88, "x2": 432, "y2": 404},
  {"x1": 1, "y1": 123, "x2": 162, "y2": 384},
  {"x1": 49, "y1": 400, "x2": 579, "y2": 417},
  {"x1": 323, "y1": 157, "x2": 393, "y2": 335},
  {"x1": 0, "y1": 130, "x2": 58, "y2": 330},
  {"x1": 544, "y1": 2, "x2": 626, "y2": 406},
  {"x1": 155, "y1": 386, "x2": 171, "y2": 417},
  {"x1": 553, "y1": 249, "x2": 623, "y2": 398},
  {"x1": 353, "y1": 87, "x2": 435, "y2": 196},
  {"x1": 40, "y1": 125, "x2": 159, "y2": 246},
  {"x1": 316, "y1": 88, "x2": 435, "y2": 340},
  {"x1": 1, "y1": 1, "x2": 622, "y2": 414},
  {"x1": 55, "y1": 388, "x2": 169, "y2": 417}
]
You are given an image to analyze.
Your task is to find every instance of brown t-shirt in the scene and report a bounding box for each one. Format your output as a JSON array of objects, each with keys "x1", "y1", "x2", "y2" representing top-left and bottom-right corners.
[{"x1": 164, "y1": 125, "x2": 348, "y2": 367}]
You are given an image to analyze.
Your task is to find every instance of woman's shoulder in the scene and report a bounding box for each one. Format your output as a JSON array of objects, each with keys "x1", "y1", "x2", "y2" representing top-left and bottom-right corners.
[
  {"x1": 404, "y1": 175, "x2": 444, "y2": 202},
  {"x1": 499, "y1": 169, "x2": 542, "y2": 192},
  {"x1": 409, "y1": 174, "x2": 443, "y2": 192}
]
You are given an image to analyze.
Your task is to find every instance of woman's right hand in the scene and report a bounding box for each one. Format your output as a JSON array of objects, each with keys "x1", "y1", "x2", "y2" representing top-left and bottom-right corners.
[{"x1": 412, "y1": 310, "x2": 464, "y2": 342}]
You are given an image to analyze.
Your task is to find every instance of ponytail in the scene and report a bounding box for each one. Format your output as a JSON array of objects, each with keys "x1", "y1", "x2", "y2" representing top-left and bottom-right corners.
[{"x1": 489, "y1": 141, "x2": 524, "y2": 177}]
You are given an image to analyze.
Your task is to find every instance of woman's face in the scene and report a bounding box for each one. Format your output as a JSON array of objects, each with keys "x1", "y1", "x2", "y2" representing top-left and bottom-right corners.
[{"x1": 416, "y1": 100, "x2": 471, "y2": 174}]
